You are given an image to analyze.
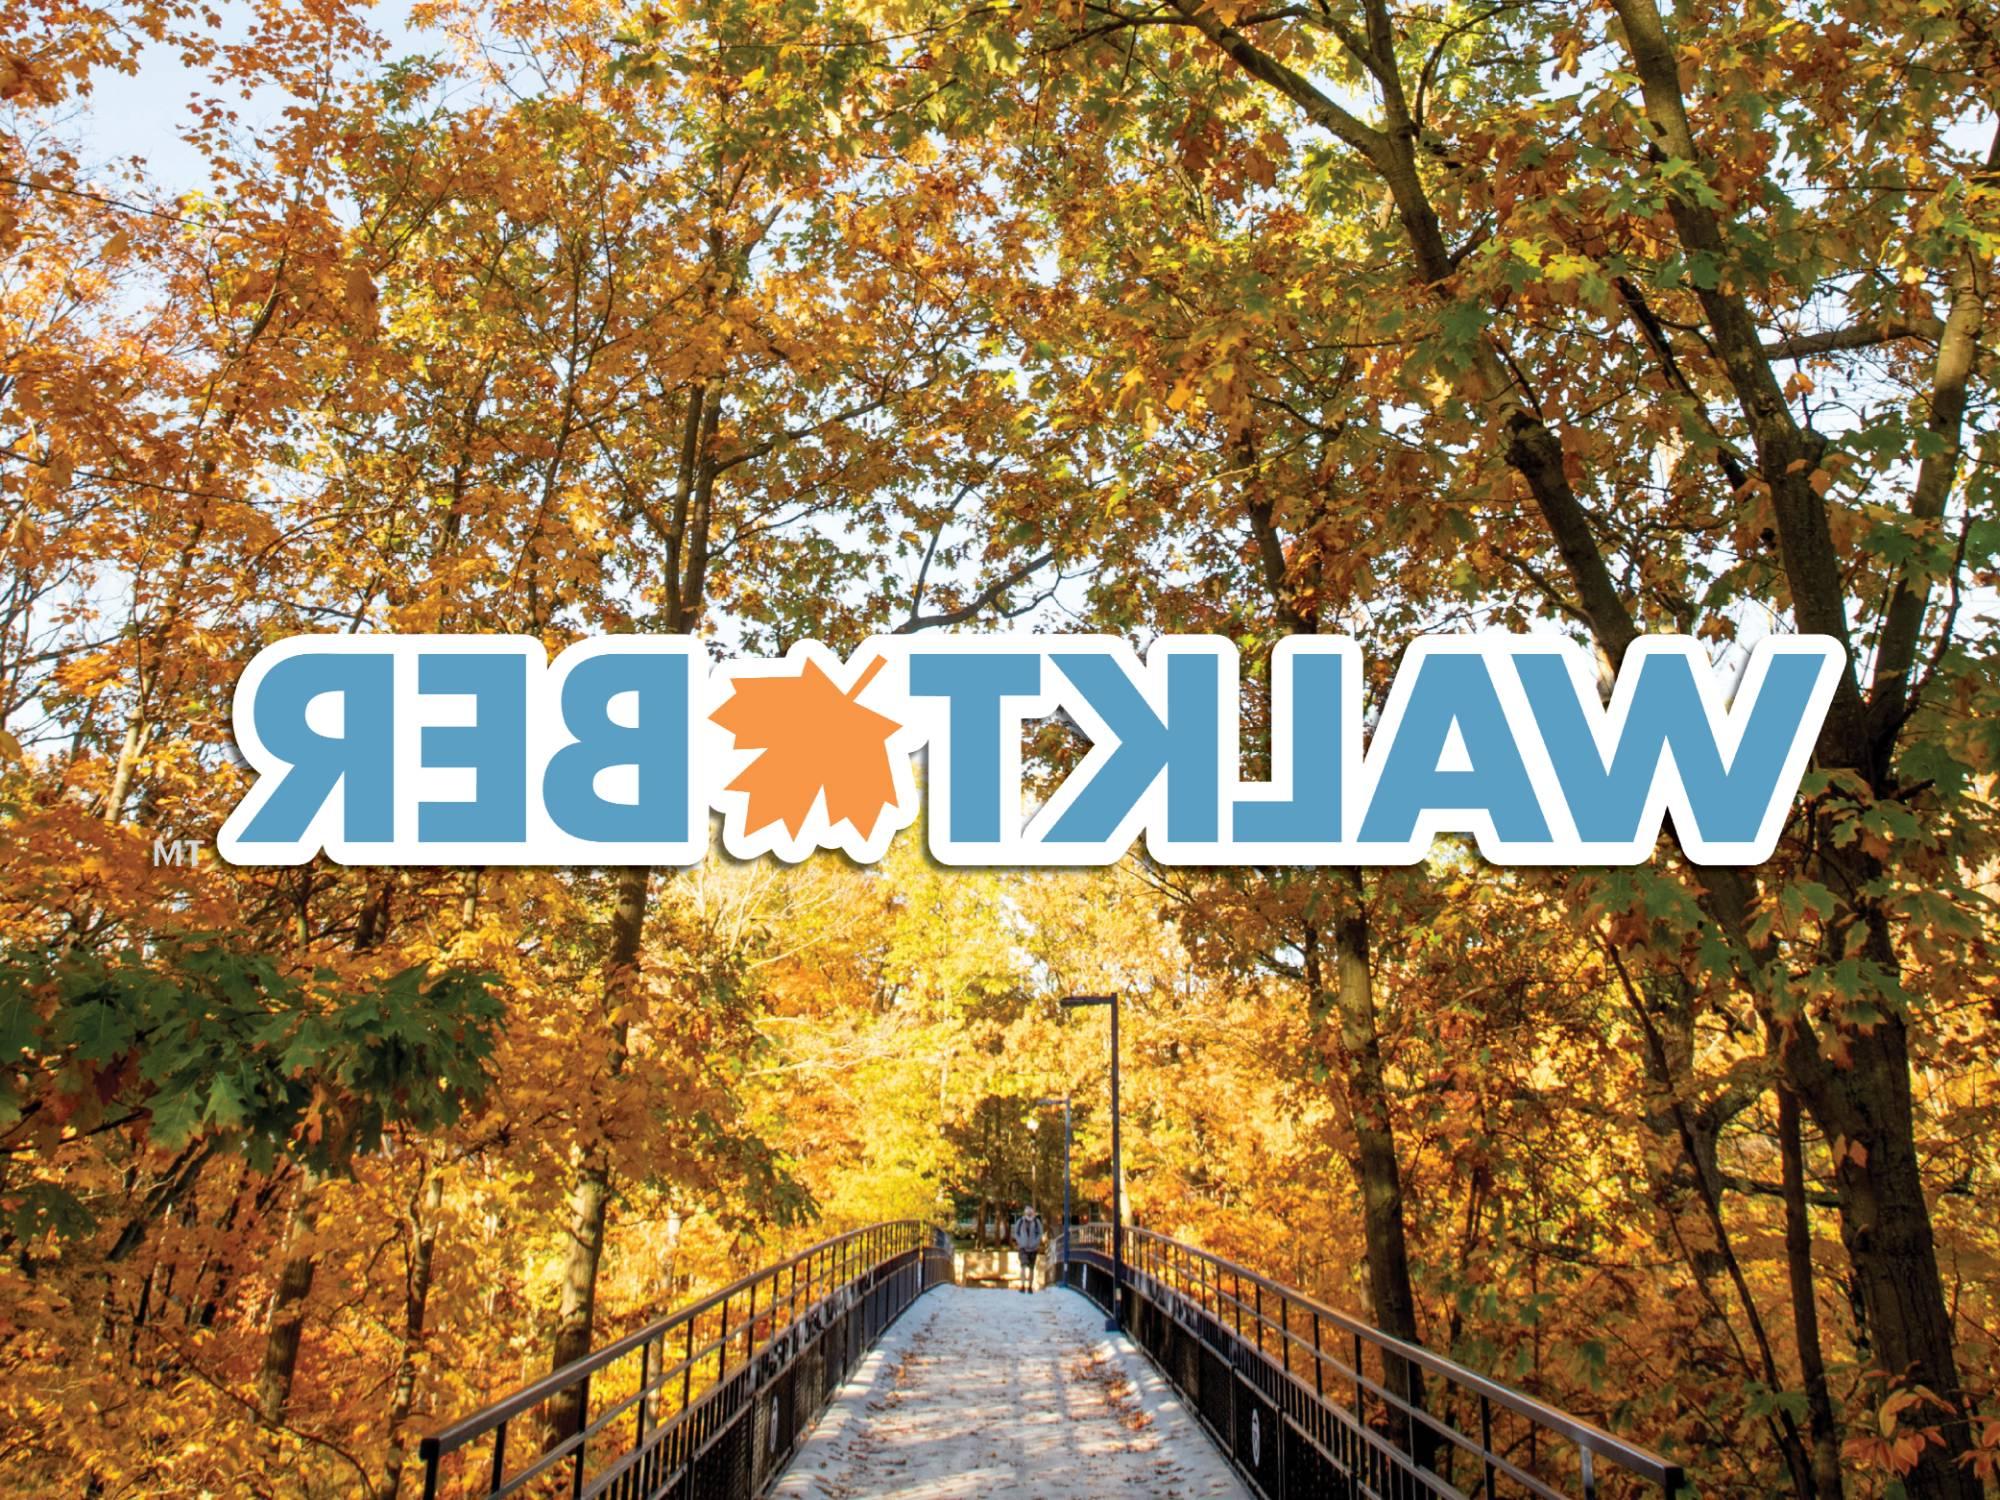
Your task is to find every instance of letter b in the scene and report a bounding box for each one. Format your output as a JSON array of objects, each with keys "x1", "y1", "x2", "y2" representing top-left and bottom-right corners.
[{"x1": 543, "y1": 652, "x2": 689, "y2": 844}]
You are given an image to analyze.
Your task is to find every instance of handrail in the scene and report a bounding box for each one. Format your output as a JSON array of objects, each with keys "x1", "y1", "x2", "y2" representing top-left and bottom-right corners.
[
  {"x1": 420, "y1": 1220, "x2": 953, "y2": 1500},
  {"x1": 1136, "y1": 1227, "x2": 1676, "y2": 1479},
  {"x1": 425, "y1": 1221, "x2": 912, "y2": 1455},
  {"x1": 1056, "y1": 1224, "x2": 1684, "y2": 1499}
]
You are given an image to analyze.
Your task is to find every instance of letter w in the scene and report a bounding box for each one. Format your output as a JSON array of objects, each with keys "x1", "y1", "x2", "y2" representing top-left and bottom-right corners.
[{"x1": 1515, "y1": 639, "x2": 1841, "y2": 862}]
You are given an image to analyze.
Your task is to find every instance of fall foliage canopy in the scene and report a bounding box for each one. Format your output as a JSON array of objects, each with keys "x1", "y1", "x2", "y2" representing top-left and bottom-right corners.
[{"x1": 1, "y1": 0, "x2": 1997, "y2": 1495}]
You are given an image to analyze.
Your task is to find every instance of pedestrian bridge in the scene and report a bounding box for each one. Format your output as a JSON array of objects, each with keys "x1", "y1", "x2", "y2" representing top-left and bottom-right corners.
[{"x1": 418, "y1": 1223, "x2": 1686, "y2": 1500}]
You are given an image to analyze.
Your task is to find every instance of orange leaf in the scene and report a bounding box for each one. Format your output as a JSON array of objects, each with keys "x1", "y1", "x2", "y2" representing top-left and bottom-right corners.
[{"x1": 711, "y1": 656, "x2": 902, "y2": 840}]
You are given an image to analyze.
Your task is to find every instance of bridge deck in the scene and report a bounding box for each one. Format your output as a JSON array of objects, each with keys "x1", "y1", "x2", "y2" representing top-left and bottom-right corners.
[{"x1": 773, "y1": 1284, "x2": 1251, "y2": 1499}]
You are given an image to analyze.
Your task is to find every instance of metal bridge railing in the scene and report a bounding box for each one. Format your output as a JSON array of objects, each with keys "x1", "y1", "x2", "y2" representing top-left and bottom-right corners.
[
  {"x1": 420, "y1": 1220, "x2": 953, "y2": 1500},
  {"x1": 1056, "y1": 1225, "x2": 1685, "y2": 1500}
]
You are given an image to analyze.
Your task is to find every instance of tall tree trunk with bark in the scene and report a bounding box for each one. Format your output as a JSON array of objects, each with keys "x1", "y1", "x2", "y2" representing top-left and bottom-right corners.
[
  {"x1": 543, "y1": 864, "x2": 649, "y2": 1445},
  {"x1": 1331, "y1": 903, "x2": 1424, "y2": 1360},
  {"x1": 1627, "y1": 972, "x2": 1741, "y2": 1428},
  {"x1": 378, "y1": 1165, "x2": 445, "y2": 1500},
  {"x1": 257, "y1": 1172, "x2": 324, "y2": 1425},
  {"x1": 1304, "y1": 887, "x2": 1428, "y2": 1463},
  {"x1": 1778, "y1": 1084, "x2": 1847, "y2": 1500},
  {"x1": 1613, "y1": 951, "x2": 1817, "y2": 1499}
]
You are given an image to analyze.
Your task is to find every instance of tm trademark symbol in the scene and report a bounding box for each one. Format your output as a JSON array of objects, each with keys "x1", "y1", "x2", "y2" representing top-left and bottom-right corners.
[{"x1": 151, "y1": 838, "x2": 207, "y2": 868}]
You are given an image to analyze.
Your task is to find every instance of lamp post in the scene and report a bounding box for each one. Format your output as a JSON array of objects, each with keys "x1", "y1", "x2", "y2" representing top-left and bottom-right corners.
[
  {"x1": 1040, "y1": 1096, "x2": 1072, "y2": 1248},
  {"x1": 1027, "y1": 1110, "x2": 1039, "y2": 1213},
  {"x1": 1060, "y1": 994, "x2": 1121, "y2": 1331}
]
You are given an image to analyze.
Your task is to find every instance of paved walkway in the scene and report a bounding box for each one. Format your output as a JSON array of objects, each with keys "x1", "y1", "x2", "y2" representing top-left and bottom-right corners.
[{"x1": 773, "y1": 1285, "x2": 1249, "y2": 1500}]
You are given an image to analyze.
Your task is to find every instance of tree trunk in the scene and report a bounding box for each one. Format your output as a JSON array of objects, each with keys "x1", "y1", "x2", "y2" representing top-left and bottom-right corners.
[
  {"x1": 257, "y1": 1171, "x2": 324, "y2": 1424},
  {"x1": 1627, "y1": 973, "x2": 1740, "y2": 1419},
  {"x1": 547, "y1": 1157, "x2": 611, "y2": 1383},
  {"x1": 1778, "y1": 1084, "x2": 1846, "y2": 1500},
  {"x1": 1615, "y1": 951, "x2": 1817, "y2": 1498},
  {"x1": 543, "y1": 864, "x2": 649, "y2": 1447},
  {"x1": 103, "y1": 713, "x2": 150, "y2": 824},
  {"x1": 1708, "y1": 854, "x2": 1978, "y2": 1500},
  {"x1": 1327, "y1": 890, "x2": 1428, "y2": 1461},
  {"x1": 377, "y1": 1166, "x2": 445, "y2": 1500},
  {"x1": 539, "y1": 347, "x2": 716, "y2": 1447},
  {"x1": 1780, "y1": 1004, "x2": 1974, "y2": 1497}
]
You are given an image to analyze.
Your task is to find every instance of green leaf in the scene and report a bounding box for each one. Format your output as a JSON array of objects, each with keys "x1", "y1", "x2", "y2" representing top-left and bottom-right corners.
[
  {"x1": 58, "y1": 999, "x2": 135, "y2": 1064},
  {"x1": 3, "y1": 1182, "x2": 96, "y2": 1241},
  {"x1": 149, "y1": 1088, "x2": 205, "y2": 1149},
  {"x1": 1438, "y1": 300, "x2": 1490, "y2": 344},
  {"x1": 205, "y1": 1073, "x2": 250, "y2": 1130},
  {"x1": 0, "y1": 991, "x2": 39, "y2": 1060}
]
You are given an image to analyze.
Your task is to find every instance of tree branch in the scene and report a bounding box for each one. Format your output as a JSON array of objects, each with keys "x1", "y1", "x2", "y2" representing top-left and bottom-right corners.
[
  {"x1": 894, "y1": 549, "x2": 1058, "y2": 634},
  {"x1": 1761, "y1": 316, "x2": 1946, "y2": 362}
]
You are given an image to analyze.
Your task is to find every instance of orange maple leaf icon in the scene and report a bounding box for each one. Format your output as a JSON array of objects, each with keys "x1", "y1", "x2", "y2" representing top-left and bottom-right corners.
[{"x1": 710, "y1": 656, "x2": 904, "y2": 841}]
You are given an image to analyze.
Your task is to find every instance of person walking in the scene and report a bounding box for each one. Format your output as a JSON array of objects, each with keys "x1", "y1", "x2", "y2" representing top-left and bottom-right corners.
[{"x1": 1011, "y1": 1203, "x2": 1044, "y2": 1293}]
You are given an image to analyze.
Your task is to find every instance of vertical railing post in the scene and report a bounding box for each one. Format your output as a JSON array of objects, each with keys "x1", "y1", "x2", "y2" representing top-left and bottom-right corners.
[
  {"x1": 1404, "y1": 1345, "x2": 1417, "y2": 1462},
  {"x1": 1480, "y1": 1394, "x2": 1495, "y2": 1499},
  {"x1": 1581, "y1": 1445, "x2": 1597, "y2": 1500},
  {"x1": 681, "y1": 1316, "x2": 694, "y2": 1413},
  {"x1": 1312, "y1": 1312, "x2": 1323, "y2": 1400},
  {"x1": 1109, "y1": 992, "x2": 1123, "y2": 1332},
  {"x1": 490, "y1": 1421, "x2": 508, "y2": 1495},
  {"x1": 636, "y1": 1337, "x2": 651, "y2": 1453},
  {"x1": 570, "y1": 1373, "x2": 590, "y2": 1499}
]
